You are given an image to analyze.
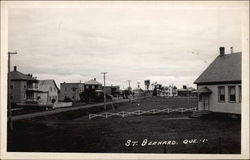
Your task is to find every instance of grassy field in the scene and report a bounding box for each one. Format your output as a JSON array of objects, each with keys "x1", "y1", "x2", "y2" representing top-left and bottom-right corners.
[{"x1": 8, "y1": 97, "x2": 240, "y2": 153}]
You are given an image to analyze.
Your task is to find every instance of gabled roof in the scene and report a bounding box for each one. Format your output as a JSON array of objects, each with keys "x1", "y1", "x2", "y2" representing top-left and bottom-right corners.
[
  {"x1": 84, "y1": 79, "x2": 102, "y2": 85},
  {"x1": 10, "y1": 70, "x2": 37, "y2": 81},
  {"x1": 194, "y1": 52, "x2": 241, "y2": 84},
  {"x1": 38, "y1": 79, "x2": 59, "y2": 91}
]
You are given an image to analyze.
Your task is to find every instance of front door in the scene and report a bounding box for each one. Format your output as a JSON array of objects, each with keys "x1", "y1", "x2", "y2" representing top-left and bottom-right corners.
[{"x1": 202, "y1": 95, "x2": 209, "y2": 110}]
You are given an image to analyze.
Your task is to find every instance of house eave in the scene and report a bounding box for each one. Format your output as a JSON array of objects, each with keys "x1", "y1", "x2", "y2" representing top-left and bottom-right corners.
[{"x1": 194, "y1": 80, "x2": 241, "y2": 85}]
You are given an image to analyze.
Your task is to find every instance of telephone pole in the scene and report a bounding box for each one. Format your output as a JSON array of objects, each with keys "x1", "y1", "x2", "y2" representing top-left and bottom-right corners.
[
  {"x1": 127, "y1": 80, "x2": 131, "y2": 93},
  {"x1": 101, "y1": 72, "x2": 108, "y2": 110},
  {"x1": 8, "y1": 51, "x2": 17, "y2": 130}
]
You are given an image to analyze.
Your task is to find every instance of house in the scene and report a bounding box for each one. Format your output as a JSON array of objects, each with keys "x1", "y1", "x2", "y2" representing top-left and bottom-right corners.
[
  {"x1": 81, "y1": 78, "x2": 103, "y2": 102},
  {"x1": 59, "y1": 82, "x2": 84, "y2": 102},
  {"x1": 38, "y1": 80, "x2": 59, "y2": 104},
  {"x1": 177, "y1": 85, "x2": 196, "y2": 97},
  {"x1": 105, "y1": 85, "x2": 121, "y2": 97},
  {"x1": 84, "y1": 78, "x2": 102, "y2": 92},
  {"x1": 194, "y1": 47, "x2": 241, "y2": 114},
  {"x1": 9, "y1": 66, "x2": 46, "y2": 104},
  {"x1": 160, "y1": 85, "x2": 178, "y2": 96},
  {"x1": 133, "y1": 88, "x2": 144, "y2": 97}
]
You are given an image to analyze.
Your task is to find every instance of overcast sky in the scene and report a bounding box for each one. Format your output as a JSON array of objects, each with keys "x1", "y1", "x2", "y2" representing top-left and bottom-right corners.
[{"x1": 8, "y1": 2, "x2": 243, "y2": 89}]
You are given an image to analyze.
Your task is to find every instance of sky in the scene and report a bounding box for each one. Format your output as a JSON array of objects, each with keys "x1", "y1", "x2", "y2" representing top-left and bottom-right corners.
[{"x1": 8, "y1": 2, "x2": 243, "y2": 90}]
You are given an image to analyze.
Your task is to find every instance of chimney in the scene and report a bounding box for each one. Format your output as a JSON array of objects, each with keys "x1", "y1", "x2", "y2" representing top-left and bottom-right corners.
[
  {"x1": 94, "y1": 78, "x2": 96, "y2": 81},
  {"x1": 230, "y1": 46, "x2": 234, "y2": 53},
  {"x1": 219, "y1": 47, "x2": 225, "y2": 56},
  {"x1": 14, "y1": 66, "x2": 17, "y2": 71}
]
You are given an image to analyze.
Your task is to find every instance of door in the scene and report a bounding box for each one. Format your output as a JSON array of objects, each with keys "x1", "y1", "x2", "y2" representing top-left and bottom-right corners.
[{"x1": 202, "y1": 95, "x2": 209, "y2": 110}]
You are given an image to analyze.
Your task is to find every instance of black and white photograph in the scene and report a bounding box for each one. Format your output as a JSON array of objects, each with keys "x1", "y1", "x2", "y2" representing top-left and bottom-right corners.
[{"x1": 0, "y1": 1, "x2": 249, "y2": 159}]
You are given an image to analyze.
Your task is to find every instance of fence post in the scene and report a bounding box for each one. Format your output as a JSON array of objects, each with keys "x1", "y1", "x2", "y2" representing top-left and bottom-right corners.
[
  {"x1": 122, "y1": 111, "x2": 125, "y2": 118},
  {"x1": 106, "y1": 113, "x2": 108, "y2": 119}
]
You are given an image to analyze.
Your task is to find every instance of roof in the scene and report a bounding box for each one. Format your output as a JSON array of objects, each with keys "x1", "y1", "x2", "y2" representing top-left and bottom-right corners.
[
  {"x1": 10, "y1": 70, "x2": 37, "y2": 81},
  {"x1": 38, "y1": 80, "x2": 59, "y2": 91},
  {"x1": 84, "y1": 79, "x2": 102, "y2": 85},
  {"x1": 194, "y1": 52, "x2": 241, "y2": 84}
]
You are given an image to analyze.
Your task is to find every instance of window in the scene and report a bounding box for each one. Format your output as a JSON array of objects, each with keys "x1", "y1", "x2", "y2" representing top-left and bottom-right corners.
[
  {"x1": 10, "y1": 95, "x2": 13, "y2": 100},
  {"x1": 218, "y1": 86, "x2": 225, "y2": 102},
  {"x1": 239, "y1": 85, "x2": 241, "y2": 103},
  {"x1": 24, "y1": 85, "x2": 26, "y2": 89},
  {"x1": 65, "y1": 87, "x2": 67, "y2": 92},
  {"x1": 54, "y1": 87, "x2": 56, "y2": 92},
  {"x1": 10, "y1": 85, "x2": 14, "y2": 89},
  {"x1": 92, "y1": 85, "x2": 95, "y2": 89},
  {"x1": 86, "y1": 86, "x2": 89, "y2": 89},
  {"x1": 50, "y1": 86, "x2": 52, "y2": 92},
  {"x1": 228, "y1": 86, "x2": 236, "y2": 102}
]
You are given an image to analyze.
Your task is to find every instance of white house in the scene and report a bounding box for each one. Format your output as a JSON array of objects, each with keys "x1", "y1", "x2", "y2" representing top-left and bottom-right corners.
[
  {"x1": 38, "y1": 79, "x2": 59, "y2": 104},
  {"x1": 194, "y1": 47, "x2": 241, "y2": 114}
]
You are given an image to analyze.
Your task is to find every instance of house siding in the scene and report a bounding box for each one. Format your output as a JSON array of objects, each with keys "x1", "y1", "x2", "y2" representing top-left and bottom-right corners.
[
  {"x1": 197, "y1": 84, "x2": 241, "y2": 114},
  {"x1": 59, "y1": 83, "x2": 84, "y2": 101}
]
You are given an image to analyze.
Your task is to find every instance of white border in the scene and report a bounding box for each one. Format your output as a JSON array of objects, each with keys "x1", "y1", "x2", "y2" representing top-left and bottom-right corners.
[{"x1": 1, "y1": 1, "x2": 249, "y2": 159}]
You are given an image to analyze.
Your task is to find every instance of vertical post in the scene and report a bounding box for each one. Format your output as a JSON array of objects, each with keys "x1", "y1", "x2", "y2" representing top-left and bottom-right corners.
[
  {"x1": 128, "y1": 80, "x2": 131, "y2": 103},
  {"x1": 101, "y1": 72, "x2": 108, "y2": 110},
  {"x1": 8, "y1": 51, "x2": 17, "y2": 130}
]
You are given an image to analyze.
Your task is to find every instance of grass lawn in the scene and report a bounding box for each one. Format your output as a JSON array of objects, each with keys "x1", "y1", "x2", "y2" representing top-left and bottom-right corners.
[{"x1": 8, "y1": 97, "x2": 241, "y2": 153}]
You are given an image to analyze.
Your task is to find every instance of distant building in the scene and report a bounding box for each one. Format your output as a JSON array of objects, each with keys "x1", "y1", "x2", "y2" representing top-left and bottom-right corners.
[
  {"x1": 84, "y1": 78, "x2": 102, "y2": 92},
  {"x1": 59, "y1": 82, "x2": 84, "y2": 101},
  {"x1": 9, "y1": 66, "x2": 45, "y2": 104},
  {"x1": 105, "y1": 85, "x2": 121, "y2": 97},
  {"x1": 38, "y1": 80, "x2": 59, "y2": 104},
  {"x1": 160, "y1": 85, "x2": 178, "y2": 96},
  {"x1": 194, "y1": 47, "x2": 241, "y2": 114},
  {"x1": 133, "y1": 88, "x2": 144, "y2": 96},
  {"x1": 177, "y1": 86, "x2": 196, "y2": 97}
]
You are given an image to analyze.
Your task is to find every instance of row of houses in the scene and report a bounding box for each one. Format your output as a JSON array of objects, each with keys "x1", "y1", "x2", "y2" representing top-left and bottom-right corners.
[
  {"x1": 9, "y1": 67, "x2": 122, "y2": 105},
  {"x1": 9, "y1": 65, "x2": 197, "y2": 106}
]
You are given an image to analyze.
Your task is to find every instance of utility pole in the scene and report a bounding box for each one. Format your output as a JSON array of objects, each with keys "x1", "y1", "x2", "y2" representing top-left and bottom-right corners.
[
  {"x1": 8, "y1": 51, "x2": 17, "y2": 130},
  {"x1": 128, "y1": 80, "x2": 131, "y2": 102},
  {"x1": 101, "y1": 72, "x2": 108, "y2": 110},
  {"x1": 128, "y1": 80, "x2": 131, "y2": 93}
]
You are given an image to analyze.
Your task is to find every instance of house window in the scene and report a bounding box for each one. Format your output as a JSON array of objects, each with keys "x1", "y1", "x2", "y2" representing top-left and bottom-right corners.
[
  {"x1": 92, "y1": 85, "x2": 95, "y2": 89},
  {"x1": 10, "y1": 85, "x2": 14, "y2": 89},
  {"x1": 86, "y1": 86, "x2": 89, "y2": 89},
  {"x1": 239, "y1": 85, "x2": 241, "y2": 103},
  {"x1": 11, "y1": 95, "x2": 13, "y2": 100},
  {"x1": 218, "y1": 86, "x2": 225, "y2": 102},
  {"x1": 228, "y1": 86, "x2": 236, "y2": 102},
  {"x1": 54, "y1": 87, "x2": 56, "y2": 92},
  {"x1": 24, "y1": 85, "x2": 26, "y2": 89},
  {"x1": 65, "y1": 87, "x2": 67, "y2": 92},
  {"x1": 50, "y1": 87, "x2": 52, "y2": 92}
]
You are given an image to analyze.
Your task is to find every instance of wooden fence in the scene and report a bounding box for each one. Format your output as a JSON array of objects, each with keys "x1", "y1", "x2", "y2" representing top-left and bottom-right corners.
[{"x1": 89, "y1": 107, "x2": 197, "y2": 119}]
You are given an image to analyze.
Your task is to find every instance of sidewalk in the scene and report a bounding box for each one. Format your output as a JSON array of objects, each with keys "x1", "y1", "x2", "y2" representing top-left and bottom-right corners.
[{"x1": 12, "y1": 98, "x2": 131, "y2": 121}]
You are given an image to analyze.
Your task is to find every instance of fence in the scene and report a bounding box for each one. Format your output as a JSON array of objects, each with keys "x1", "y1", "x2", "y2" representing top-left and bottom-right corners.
[{"x1": 89, "y1": 107, "x2": 197, "y2": 119}]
